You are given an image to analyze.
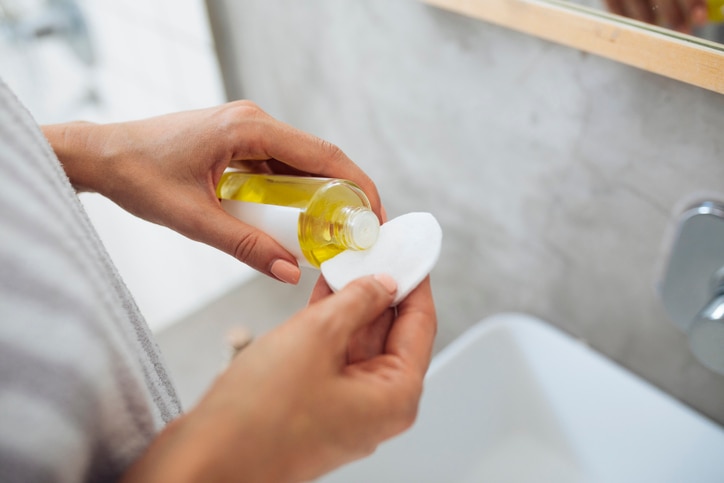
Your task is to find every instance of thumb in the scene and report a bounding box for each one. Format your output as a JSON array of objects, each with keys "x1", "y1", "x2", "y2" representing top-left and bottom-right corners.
[
  {"x1": 193, "y1": 206, "x2": 301, "y2": 284},
  {"x1": 315, "y1": 274, "x2": 398, "y2": 338}
]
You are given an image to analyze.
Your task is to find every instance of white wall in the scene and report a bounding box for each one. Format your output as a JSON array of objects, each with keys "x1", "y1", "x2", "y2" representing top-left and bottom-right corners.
[{"x1": 0, "y1": 0, "x2": 256, "y2": 331}]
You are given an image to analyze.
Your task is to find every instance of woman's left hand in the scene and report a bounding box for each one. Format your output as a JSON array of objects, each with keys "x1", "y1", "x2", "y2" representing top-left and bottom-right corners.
[{"x1": 43, "y1": 101, "x2": 383, "y2": 283}]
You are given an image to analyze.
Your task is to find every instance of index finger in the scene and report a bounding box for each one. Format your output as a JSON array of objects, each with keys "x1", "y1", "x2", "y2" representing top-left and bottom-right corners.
[
  {"x1": 261, "y1": 120, "x2": 383, "y2": 218},
  {"x1": 385, "y1": 277, "x2": 437, "y2": 376}
]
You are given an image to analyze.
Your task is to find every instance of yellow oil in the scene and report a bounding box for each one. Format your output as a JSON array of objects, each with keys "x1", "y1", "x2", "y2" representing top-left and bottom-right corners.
[{"x1": 217, "y1": 172, "x2": 379, "y2": 267}]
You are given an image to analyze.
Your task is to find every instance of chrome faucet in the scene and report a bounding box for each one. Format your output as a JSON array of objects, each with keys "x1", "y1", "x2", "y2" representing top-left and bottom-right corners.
[{"x1": 659, "y1": 201, "x2": 724, "y2": 374}]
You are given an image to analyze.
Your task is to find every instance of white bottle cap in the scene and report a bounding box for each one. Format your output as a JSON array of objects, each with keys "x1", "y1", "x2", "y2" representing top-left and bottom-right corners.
[{"x1": 347, "y1": 209, "x2": 380, "y2": 249}]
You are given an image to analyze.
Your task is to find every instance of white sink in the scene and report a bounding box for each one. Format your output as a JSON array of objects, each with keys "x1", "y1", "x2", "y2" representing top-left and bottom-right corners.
[{"x1": 319, "y1": 313, "x2": 724, "y2": 483}]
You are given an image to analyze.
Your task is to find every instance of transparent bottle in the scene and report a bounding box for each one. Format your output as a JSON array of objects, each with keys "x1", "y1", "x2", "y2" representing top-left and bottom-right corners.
[{"x1": 216, "y1": 172, "x2": 380, "y2": 268}]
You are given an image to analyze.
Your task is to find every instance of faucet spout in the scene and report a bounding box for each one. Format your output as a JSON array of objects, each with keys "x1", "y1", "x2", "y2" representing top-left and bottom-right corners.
[
  {"x1": 659, "y1": 201, "x2": 724, "y2": 374},
  {"x1": 690, "y1": 284, "x2": 724, "y2": 373}
]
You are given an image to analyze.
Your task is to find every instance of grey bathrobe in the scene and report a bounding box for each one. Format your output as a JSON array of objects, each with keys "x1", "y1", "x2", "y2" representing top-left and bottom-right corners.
[{"x1": 0, "y1": 78, "x2": 181, "y2": 482}]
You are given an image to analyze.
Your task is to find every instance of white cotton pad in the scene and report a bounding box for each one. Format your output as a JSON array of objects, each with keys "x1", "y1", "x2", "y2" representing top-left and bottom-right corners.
[{"x1": 320, "y1": 212, "x2": 442, "y2": 305}]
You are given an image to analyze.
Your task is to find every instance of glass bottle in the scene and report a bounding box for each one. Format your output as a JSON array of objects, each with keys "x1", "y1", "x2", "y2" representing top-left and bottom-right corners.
[{"x1": 216, "y1": 172, "x2": 380, "y2": 268}]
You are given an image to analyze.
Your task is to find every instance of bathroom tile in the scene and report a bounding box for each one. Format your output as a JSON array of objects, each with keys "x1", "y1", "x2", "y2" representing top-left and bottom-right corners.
[
  {"x1": 164, "y1": 42, "x2": 225, "y2": 108},
  {"x1": 155, "y1": 0, "x2": 215, "y2": 44}
]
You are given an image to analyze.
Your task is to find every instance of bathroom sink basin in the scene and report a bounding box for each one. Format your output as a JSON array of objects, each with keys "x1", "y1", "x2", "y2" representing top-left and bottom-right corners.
[{"x1": 319, "y1": 313, "x2": 724, "y2": 483}]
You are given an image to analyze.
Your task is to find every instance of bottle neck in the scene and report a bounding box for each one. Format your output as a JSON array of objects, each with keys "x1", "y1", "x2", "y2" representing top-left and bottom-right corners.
[{"x1": 334, "y1": 207, "x2": 380, "y2": 250}]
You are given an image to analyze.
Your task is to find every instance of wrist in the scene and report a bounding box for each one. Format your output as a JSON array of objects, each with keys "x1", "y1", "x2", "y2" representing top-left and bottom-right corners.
[
  {"x1": 122, "y1": 401, "x2": 294, "y2": 483},
  {"x1": 42, "y1": 121, "x2": 114, "y2": 193},
  {"x1": 184, "y1": 395, "x2": 296, "y2": 483}
]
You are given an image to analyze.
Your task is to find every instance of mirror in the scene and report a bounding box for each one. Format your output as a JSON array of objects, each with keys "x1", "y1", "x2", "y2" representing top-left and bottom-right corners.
[
  {"x1": 424, "y1": 0, "x2": 724, "y2": 95},
  {"x1": 569, "y1": 0, "x2": 724, "y2": 43}
]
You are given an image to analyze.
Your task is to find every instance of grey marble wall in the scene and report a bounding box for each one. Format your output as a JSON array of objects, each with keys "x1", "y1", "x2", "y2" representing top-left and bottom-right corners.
[{"x1": 208, "y1": 0, "x2": 724, "y2": 424}]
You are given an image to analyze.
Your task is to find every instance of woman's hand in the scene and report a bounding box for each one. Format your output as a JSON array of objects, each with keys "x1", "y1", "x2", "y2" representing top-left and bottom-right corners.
[
  {"x1": 122, "y1": 275, "x2": 437, "y2": 483},
  {"x1": 604, "y1": 0, "x2": 708, "y2": 32},
  {"x1": 42, "y1": 101, "x2": 382, "y2": 284}
]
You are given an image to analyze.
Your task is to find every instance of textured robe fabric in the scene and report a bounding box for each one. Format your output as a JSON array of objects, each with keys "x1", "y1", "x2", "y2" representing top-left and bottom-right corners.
[{"x1": 0, "y1": 78, "x2": 181, "y2": 482}]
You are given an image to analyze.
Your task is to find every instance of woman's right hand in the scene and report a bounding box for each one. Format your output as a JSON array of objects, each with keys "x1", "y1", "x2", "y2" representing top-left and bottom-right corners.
[{"x1": 121, "y1": 275, "x2": 437, "y2": 483}]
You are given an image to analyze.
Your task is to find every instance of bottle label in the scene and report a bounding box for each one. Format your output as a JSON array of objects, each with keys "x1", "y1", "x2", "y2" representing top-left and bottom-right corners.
[{"x1": 221, "y1": 200, "x2": 310, "y2": 267}]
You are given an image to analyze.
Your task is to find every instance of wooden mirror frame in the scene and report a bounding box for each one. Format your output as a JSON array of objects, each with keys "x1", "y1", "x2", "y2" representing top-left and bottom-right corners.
[{"x1": 423, "y1": 0, "x2": 724, "y2": 94}]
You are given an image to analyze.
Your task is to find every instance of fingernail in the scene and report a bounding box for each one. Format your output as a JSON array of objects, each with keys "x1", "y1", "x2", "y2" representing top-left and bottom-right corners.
[
  {"x1": 374, "y1": 273, "x2": 397, "y2": 294},
  {"x1": 270, "y1": 259, "x2": 301, "y2": 284}
]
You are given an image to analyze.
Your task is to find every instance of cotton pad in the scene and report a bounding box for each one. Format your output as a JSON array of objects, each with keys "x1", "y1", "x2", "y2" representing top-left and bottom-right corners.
[{"x1": 320, "y1": 212, "x2": 442, "y2": 305}]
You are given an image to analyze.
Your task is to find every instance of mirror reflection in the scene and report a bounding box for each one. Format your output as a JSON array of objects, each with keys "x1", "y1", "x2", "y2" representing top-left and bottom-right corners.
[{"x1": 570, "y1": 0, "x2": 724, "y2": 42}]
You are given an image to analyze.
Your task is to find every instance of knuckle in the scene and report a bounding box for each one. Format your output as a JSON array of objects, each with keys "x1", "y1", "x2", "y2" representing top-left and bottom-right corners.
[
  {"x1": 218, "y1": 100, "x2": 268, "y2": 132},
  {"x1": 232, "y1": 230, "x2": 261, "y2": 264},
  {"x1": 295, "y1": 137, "x2": 346, "y2": 175},
  {"x1": 347, "y1": 277, "x2": 386, "y2": 304},
  {"x1": 228, "y1": 99, "x2": 264, "y2": 116},
  {"x1": 399, "y1": 396, "x2": 420, "y2": 431},
  {"x1": 393, "y1": 377, "x2": 423, "y2": 431},
  {"x1": 215, "y1": 101, "x2": 272, "y2": 157},
  {"x1": 358, "y1": 442, "x2": 378, "y2": 459},
  {"x1": 348, "y1": 275, "x2": 378, "y2": 292},
  {"x1": 309, "y1": 135, "x2": 349, "y2": 173},
  {"x1": 316, "y1": 138, "x2": 347, "y2": 167}
]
